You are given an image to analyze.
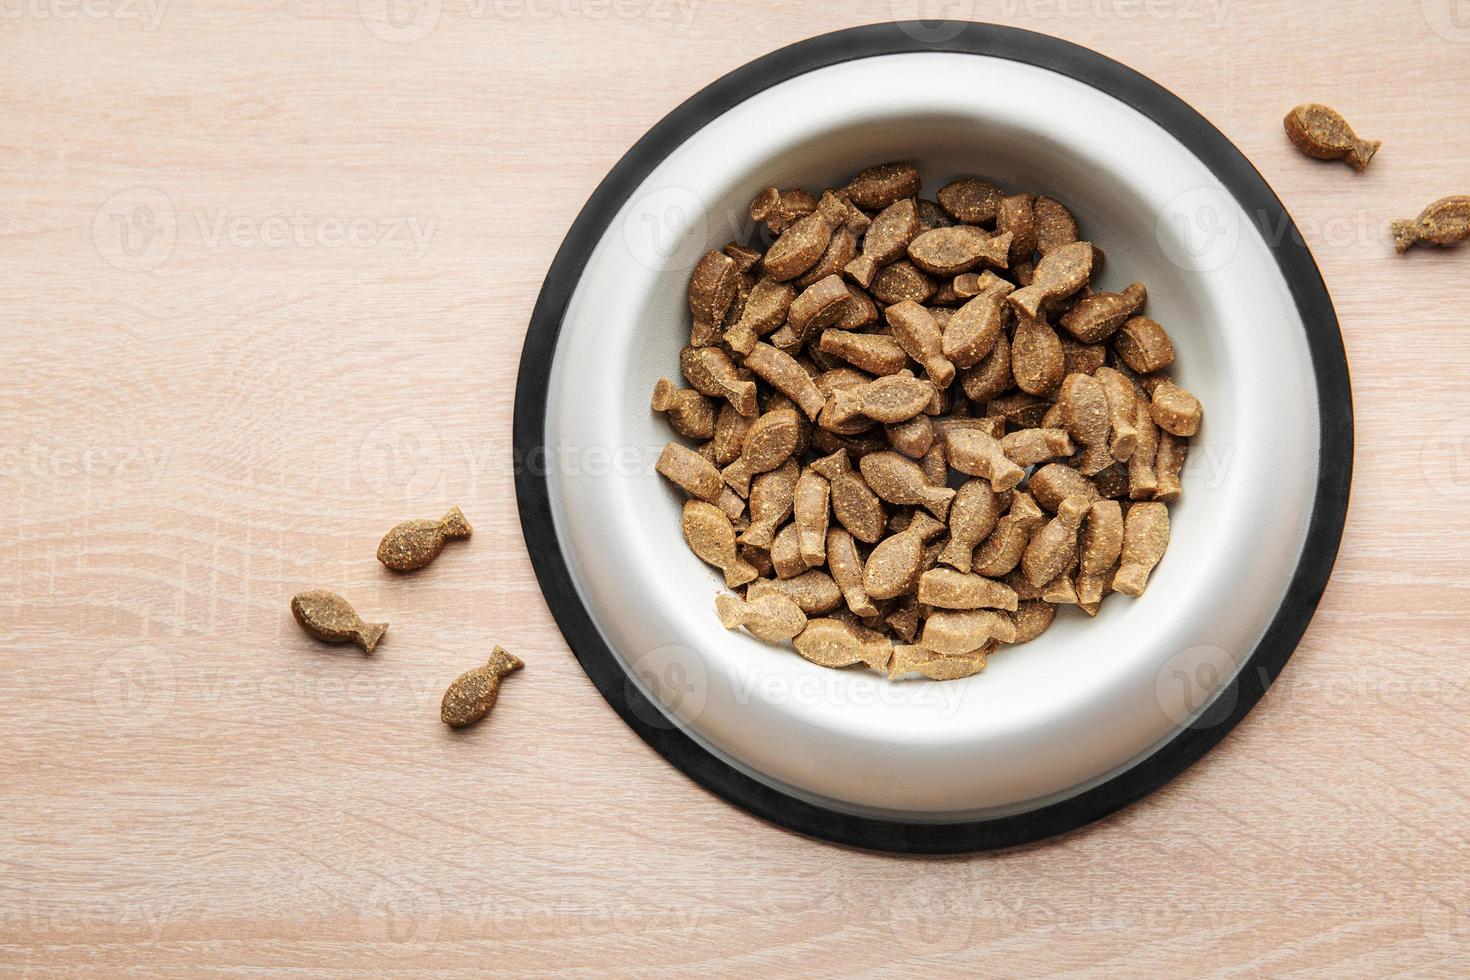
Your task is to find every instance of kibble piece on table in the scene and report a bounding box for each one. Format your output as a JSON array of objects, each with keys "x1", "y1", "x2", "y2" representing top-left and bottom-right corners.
[
  {"x1": 441, "y1": 646, "x2": 523, "y2": 728},
  {"x1": 376, "y1": 507, "x2": 473, "y2": 572},
  {"x1": 1283, "y1": 103, "x2": 1380, "y2": 172},
  {"x1": 1391, "y1": 195, "x2": 1470, "y2": 253},
  {"x1": 291, "y1": 590, "x2": 387, "y2": 653}
]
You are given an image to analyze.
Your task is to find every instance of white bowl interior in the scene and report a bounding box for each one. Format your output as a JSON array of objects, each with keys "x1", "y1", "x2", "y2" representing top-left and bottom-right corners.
[{"x1": 543, "y1": 52, "x2": 1319, "y2": 819}]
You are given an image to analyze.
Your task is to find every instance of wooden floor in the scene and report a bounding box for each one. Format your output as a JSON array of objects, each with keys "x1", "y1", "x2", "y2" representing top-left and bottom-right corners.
[{"x1": 3, "y1": 0, "x2": 1468, "y2": 974}]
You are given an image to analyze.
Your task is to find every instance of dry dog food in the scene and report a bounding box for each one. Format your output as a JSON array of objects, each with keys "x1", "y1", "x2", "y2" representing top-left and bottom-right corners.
[
  {"x1": 291, "y1": 590, "x2": 388, "y2": 653},
  {"x1": 1392, "y1": 195, "x2": 1470, "y2": 253},
  {"x1": 653, "y1": 163, "x2": 1202, "y2": 679},
  {"x1": 1283, "y1": 103, "x2": 1381, "y2": 171},
  {"x1": 441, "y1": 646, "x2": 523, "y2": 728},
  {"x1": 376, "y1": 506, "x2": 473, "y2": 572}
]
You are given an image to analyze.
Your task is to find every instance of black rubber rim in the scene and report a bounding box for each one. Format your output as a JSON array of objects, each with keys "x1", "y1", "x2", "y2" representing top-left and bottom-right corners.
[{"x1": 512, "y1": 22, "x2": 1353, "y2": 854}]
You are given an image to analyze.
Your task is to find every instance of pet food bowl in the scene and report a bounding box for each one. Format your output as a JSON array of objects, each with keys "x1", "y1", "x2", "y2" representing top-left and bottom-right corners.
[{"x1": 514, "y1": 22, "x2": 1352, "y2": 853}]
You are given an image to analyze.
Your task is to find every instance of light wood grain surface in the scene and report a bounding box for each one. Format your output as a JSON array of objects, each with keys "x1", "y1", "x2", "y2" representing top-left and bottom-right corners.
[{"x1": 3, "y1": 1, "x2": 1469, "y2": 975}]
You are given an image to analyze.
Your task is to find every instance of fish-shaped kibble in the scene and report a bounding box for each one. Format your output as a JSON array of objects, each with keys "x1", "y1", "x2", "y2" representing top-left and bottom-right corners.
[
  {"x1": 1283, "y1": 104, "x2": 1380, "y2": 172},
  {"x1": 715, "y1": 592, "x2": 806, "y2": 643},
  {"x1": 1007, "y1": 241, "x2": 1093, "y2": 320},
  {"x1": 376, "y1": 506, "x2": 473, "y2": 572},
  {"x1": 686, "y1": 249, "x2": 739, "y2": 346},
  {"x1": 441, "y1": 646, "x2": 523, "y2": 728},
  {"x1": 842, "y1": 162, "x2": 921, "y2": 211},
  {"x1": 291, "y1": 590, "x2": 388, "y2": 653},
  {"x1": 844, "y1": 198, "x2": 919, "y2": 288},
  {"x1": 1391, "y1": 195, "x2": 1470, "y2": 253},
  {"x1": 889, "y1": 643, "x2": 991, "y2": 681},
  {"x1": 1113, "y1": 501, "x2": 1170, "y2": 596}
]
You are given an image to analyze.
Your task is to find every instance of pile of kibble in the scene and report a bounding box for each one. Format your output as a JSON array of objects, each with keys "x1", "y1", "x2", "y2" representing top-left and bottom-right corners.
[{"x1": 653, "y1": 163, "x2": 1203, "y2": 681}]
